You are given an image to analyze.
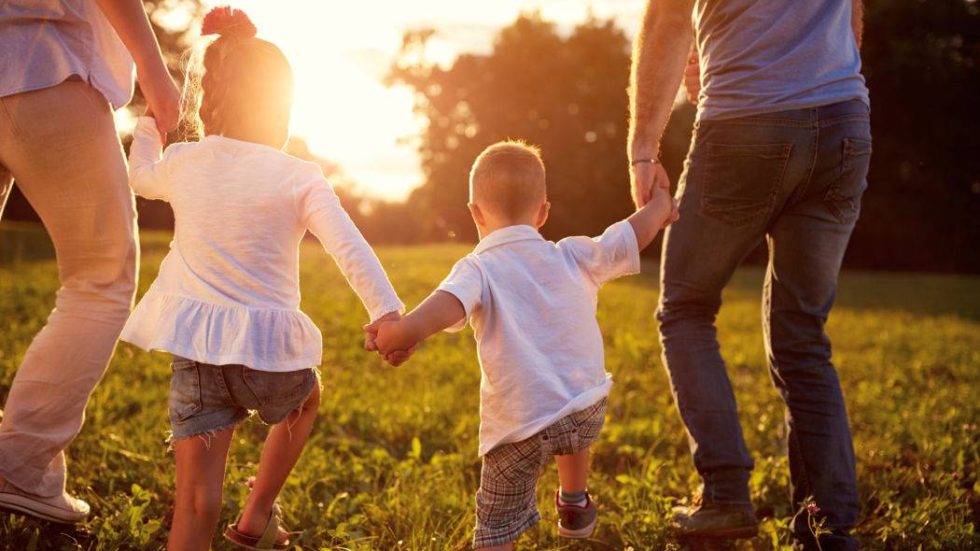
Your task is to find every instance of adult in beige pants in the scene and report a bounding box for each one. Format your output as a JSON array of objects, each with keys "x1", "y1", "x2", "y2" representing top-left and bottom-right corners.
[{"x1": 0, "y1": 0, "x2": 179, "y2": 524}]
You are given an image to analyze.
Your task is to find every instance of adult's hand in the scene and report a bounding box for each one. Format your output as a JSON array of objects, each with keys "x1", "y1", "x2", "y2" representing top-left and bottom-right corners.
[
  {"x1": 93, "y1": 0, "x2": 181, "y2": 135},
  {"x1": 630, "y1": 160, "x2": 671, "y2": 209},
  {"x1": 138, "y1": 64, "x2": 180, "y2": 136}
]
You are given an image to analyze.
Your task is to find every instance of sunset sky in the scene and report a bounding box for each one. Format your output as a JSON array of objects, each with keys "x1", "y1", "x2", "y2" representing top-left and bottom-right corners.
[{"x1": 183, "y1": 1, "x2": 648, "y2": 200}]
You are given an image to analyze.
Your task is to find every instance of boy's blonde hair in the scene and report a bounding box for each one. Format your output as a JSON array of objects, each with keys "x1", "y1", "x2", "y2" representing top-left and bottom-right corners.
[{"x1": 469, "y1": 141, "x2": 547, "y2": 220}]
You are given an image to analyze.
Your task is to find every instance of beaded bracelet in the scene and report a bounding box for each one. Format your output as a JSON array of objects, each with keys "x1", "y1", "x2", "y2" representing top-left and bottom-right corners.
[{"x1": 630, "y1": 158, "x2": 661, "y2": 166}]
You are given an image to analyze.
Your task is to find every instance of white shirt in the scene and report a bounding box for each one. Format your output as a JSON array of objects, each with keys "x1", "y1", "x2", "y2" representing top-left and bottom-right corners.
[
  {"x1": 120, "y1": 117, "x2": 404, "y2": 371},
  {"x1": 0, "y1": 0, "x2": 135, "y2": 108},
  {"x1": 437, "y1": 221, "x2": 640, "y2": 455}
]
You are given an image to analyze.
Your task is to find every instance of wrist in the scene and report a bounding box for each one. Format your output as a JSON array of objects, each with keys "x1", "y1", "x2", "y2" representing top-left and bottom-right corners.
[
  {"x1": 135, "y1": 55, "x2": 169, "y2": 82},
  {"x1": 404, "y1": 318, "x2": 425, "y2": 347},
  {"x1": 630, "y1": 144, "x2": 660, "y2": 164}
]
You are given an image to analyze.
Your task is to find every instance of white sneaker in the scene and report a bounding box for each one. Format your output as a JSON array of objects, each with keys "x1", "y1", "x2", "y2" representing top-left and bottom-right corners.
[{"x1": 0, "y1": 478, "x2": 90, "y2": 524}]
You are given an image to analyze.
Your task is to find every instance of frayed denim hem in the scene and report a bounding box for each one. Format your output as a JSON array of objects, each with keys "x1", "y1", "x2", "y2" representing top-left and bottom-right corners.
[{"x1": 166, "y1": 414, "x2": 248, "y2": 452}]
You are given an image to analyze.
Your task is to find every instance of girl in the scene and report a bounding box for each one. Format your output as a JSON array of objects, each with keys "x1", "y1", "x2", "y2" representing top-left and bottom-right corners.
[{"x1": 120, "y1": 7, "x2": 404, "y2": 550}]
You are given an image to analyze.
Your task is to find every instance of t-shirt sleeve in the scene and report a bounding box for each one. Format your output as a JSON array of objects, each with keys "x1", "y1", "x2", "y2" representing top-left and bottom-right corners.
[
  {"x1": 558, "y1": 219, "x2": 641, "y2": 287},
  {"x1": 435, "y1": 256, "x2": 484, "y2": 332}
]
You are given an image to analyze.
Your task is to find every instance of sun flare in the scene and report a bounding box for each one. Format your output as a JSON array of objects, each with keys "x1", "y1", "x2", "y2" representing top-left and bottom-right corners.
[{"x1": 191, "y1": 0, "x2": 644, "y2": 200}]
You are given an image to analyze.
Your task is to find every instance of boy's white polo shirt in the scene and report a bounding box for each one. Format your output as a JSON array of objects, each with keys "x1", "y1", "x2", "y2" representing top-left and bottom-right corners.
[{"x1": 437, "y1": 221, "x2": 640, "y2": 456}]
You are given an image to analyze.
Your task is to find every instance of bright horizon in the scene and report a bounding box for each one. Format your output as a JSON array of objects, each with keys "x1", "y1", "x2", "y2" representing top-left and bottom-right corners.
[{"x1": 180, "y1": 1, "x2": 647, "y2": 201}]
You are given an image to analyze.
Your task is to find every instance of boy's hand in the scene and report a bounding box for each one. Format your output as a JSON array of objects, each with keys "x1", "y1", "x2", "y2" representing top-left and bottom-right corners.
[
  {"x1": 649, "y1": 185, "x2": 680, "y2": 228},
  {"x1": 375, "y1": 320, "x2": 419, "y2": 361},
  {"x1": 628, "y1": 184, "x2": 681, "y2": 251},
  {"x1": 630, "y1": 160, "x2": 671, "y2": 209},
  {"x1": 363, "y1": 311, "x2": 400, "y2": 352}
]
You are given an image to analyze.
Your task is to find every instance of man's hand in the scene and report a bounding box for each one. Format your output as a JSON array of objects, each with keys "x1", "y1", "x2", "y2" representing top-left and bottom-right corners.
[
  {"x1": 683, "y1": 51, "x2": 701, "y2": 105},
  {"x1": 627, "y1": 0, "x2": 694, "y2": 208},
  {"x1": 138, "y1": 64, "x2": 180, "y2": 137},
  {"x1": 630, "y1": 160, "x2": 672, "y2": 209}
]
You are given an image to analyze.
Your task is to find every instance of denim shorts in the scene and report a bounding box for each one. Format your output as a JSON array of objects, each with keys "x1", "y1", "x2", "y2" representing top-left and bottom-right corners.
[{"x1": 168, "y1": 356, "x2": 319, "y2": 442}]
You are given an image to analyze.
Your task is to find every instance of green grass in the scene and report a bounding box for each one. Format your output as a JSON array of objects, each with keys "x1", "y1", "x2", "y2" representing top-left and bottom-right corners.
[{"x1": 1, "y1": 221, "x2": 978, "y2": 550}]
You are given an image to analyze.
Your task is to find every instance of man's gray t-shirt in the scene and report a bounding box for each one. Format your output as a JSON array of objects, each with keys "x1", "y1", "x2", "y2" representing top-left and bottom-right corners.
[{"x1": 694, "y1": 0, "x2": 869, "y2": 121}]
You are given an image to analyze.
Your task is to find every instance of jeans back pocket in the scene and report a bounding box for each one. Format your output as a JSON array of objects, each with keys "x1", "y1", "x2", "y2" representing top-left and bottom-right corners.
[
  {"x1": 169, "y1": 359, "x2": 204, "y2": 422},
  {"x1": 241, "y1": 367, "x2": 313, "y2": 408},
  {"x1": 701, "y1": 142, "x2": 793, "y2": 227},
  {"x1": 826, "y1": 137, "x2": 872, "y2": 224}
]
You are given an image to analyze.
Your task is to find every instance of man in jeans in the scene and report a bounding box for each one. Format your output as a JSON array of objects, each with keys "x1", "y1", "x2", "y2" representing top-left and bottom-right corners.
[
  {"x1": 628, "y1": 1, "x2": 869, "y2": 549},
  {"x1": 0, "y1": 0, "x2": 179, "y2": 523}
]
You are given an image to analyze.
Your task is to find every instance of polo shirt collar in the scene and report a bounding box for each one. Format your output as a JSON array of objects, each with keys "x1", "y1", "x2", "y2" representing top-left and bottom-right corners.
[{"x1": 473, "y1": 225, "x2": 544, "y2": 254}]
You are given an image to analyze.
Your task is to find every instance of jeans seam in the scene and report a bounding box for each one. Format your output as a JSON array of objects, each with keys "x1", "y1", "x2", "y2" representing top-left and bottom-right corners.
[{"x1": 793, "y1": 113, "x2": 820, "y2": 202}]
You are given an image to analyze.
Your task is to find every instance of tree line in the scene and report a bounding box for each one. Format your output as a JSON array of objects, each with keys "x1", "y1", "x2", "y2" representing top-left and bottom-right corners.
[{"x1": 4, "y1": 0, "x2": 977, "y2": 272}]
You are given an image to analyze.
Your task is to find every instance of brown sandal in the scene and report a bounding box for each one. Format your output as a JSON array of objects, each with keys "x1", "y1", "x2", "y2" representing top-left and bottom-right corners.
[{"x1": 223, "y1": 503, "x2": 289, "y2": 550}]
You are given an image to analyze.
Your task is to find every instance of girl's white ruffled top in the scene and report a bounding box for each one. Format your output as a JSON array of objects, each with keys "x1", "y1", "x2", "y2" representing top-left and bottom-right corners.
[{"x1": 120, "y1": 117, "x2": 404, "y2": 372}]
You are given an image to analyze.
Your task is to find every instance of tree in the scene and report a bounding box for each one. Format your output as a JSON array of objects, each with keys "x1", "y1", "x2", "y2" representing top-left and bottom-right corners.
[
  {"x1": 850, "y1": 0, "x2": 980, "y2": 271},
  {"x1": 389, "y1": 5, "x2": 980, "y2": 272},
  {"x1": 389, "y1": 13, "x2": 643, "y2": 243}
]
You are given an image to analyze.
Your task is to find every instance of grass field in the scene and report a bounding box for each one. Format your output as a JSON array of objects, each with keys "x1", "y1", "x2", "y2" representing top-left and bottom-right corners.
[{"x1": 1, "y1": 222, "x2": 978, "y2": 550}]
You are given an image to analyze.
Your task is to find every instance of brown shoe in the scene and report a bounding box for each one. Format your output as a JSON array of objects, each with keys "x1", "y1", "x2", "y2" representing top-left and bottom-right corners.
[
  {"x1": 671, "y1": 495, "x2": 758, "y2": 539},
  {"x1": 0, "y1": 478, "x2": 90, "y2": 524},
  {"x1": 555, "y1": 490, "x2": 598, "y2": 539}
]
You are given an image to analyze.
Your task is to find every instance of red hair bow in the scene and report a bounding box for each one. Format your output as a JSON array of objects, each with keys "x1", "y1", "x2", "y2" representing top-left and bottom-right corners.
[{"x1": 201, "y1": 6, "x2": 257, "y2": 39}]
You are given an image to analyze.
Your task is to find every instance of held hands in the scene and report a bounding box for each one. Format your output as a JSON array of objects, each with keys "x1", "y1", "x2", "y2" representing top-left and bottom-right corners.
[
  {"x1": 630, "y1": 160, "x2": 672, "y2": 211},
  {"x1": 137, "y1": 61, "x2": 181, "y2": 137},
  {"x1": 651, "y1": 185, "x2": 680, "y2": 228},
  {"x1": 363, "y1": 312, "x2": 416, "y2": 367},
  {"x1": 630, "y1": 158, "x2": 678, "y2": 228}
]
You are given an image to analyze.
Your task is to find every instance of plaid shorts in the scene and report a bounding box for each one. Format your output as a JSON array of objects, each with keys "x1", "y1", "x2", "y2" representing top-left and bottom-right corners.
[{"x1": 473, "y1": 397, "x2": 607, "y2": 548}]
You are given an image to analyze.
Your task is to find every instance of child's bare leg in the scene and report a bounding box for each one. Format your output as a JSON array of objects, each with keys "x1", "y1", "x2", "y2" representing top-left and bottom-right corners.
[
  {"x1": 555, "y1": 446, "x2": 590, "y2": 495},
  {"x1": 168, "y1": 428, "x2": 235, "y2": 551},
  {"x1": 477, "y1": 543, "x2": 515, "y2": 551},
  {"x1": 236, "y1": 384, "x2": 320, "y2": 537}
]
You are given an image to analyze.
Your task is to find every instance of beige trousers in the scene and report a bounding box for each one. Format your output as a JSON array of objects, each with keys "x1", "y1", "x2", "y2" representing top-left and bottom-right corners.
[{"x1": 0, "y1": 79, "x2": 138, "y2": 497}]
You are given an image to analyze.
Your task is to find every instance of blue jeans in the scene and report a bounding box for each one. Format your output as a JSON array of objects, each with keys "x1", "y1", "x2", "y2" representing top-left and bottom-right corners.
[{"x1": 658, "y1": 100, "x2": 870, "y2": 550}]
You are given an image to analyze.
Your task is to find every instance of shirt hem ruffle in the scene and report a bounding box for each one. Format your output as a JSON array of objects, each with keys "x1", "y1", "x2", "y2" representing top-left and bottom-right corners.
[{"x1": 120, "y1": 293, "x2": 323, "y2": 372}]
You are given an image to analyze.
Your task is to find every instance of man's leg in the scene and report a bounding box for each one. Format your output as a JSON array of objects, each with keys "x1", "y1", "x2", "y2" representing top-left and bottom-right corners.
[
  {"x1": 763, "y1": 103, "x2": 868, "y2": 551},
  {"x1": 0, "y1": 79, "x2": 137, "y2": 506},
  {"x1": 658, "y1": 134, "x2": 770, "y2": 505},
  {"x1": 658, "y1": 113, "x2": 815, "y2": 536}
]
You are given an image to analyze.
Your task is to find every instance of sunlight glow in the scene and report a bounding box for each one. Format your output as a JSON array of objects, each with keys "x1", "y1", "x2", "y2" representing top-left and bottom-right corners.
[{"x1": 197, "y1": 1, "x2": 645, "y2": 200}]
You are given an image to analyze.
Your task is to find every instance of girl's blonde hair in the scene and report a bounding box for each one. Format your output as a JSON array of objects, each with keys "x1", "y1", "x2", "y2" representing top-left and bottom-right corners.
[{"x1": 180, "y1": 7, "x2": 293, "y2": 141}]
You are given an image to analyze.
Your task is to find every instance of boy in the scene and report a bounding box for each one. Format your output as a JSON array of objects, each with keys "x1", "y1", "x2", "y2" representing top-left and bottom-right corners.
[{"x1": 370, "y1": 141, "x2": 677, "y2": 549}]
